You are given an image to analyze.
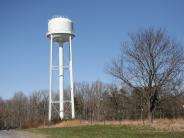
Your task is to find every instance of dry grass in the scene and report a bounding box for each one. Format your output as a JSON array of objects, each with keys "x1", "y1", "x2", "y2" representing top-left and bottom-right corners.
[
  {"x1": 148, "y1": 118, "x2": 184, "y2": 132},
  {"x1": 48, "y1": 118, "x2": 184, "y2": 132},
  {"x1": 50, "y1": 120, "x2": 82, "y2": 128}
]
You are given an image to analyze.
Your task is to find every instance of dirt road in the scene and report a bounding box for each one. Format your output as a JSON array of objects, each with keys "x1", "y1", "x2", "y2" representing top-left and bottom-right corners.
[{"x1": 0, "y1": 130, "x2": 46, "y2": 138}]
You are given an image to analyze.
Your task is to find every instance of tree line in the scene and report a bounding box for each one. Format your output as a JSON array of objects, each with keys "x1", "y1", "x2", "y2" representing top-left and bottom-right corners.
[{"x1": 0, "y1": 80, "x2": 184, "y2": 129}]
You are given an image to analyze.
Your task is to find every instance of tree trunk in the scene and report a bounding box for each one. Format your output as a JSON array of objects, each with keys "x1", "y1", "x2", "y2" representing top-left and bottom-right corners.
[{"x1": 148, "y1": 101, "x2": 153, "y2": 123}]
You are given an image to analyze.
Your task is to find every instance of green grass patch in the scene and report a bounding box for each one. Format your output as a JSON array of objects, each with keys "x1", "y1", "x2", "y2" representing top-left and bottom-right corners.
[{"x1": 29, "y1": 125, "x2": 184, "y2": 138}]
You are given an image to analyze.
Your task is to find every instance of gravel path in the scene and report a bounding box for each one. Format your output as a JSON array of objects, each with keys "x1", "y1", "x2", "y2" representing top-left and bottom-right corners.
[{"x1": 0, "y1": 130, "x2": 46, "y2": 138}]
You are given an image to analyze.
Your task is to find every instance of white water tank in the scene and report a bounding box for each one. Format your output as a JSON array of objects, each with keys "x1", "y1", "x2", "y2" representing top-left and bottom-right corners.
[{"x1": 47, "y1": 17, "x2": 74, "y2": 43}]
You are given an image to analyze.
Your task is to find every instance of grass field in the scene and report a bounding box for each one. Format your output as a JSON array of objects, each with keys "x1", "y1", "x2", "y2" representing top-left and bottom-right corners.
[{"x1": 29, "y1": 125, "x2": 184, "y2": 138}]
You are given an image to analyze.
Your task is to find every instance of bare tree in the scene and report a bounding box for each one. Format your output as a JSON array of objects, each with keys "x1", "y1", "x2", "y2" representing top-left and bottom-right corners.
[
  {"x1": 11, "y1": 91, "x2": 28, "y2": 128},
  {"x1": 74, "y1": 81, "x2": 105, "y2": 121},
  {"x1": 106, "y1": 28, "x2": 184, "y2": 123}
]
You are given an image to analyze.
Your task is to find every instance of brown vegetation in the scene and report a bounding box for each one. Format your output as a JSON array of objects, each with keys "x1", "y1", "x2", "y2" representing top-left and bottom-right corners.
[
  {"x1": 0, "y1": 80, "x2": 184, "y2": 129},
  {"x1": 48, "y1": 119, "x2": 184, "y2": 132}
]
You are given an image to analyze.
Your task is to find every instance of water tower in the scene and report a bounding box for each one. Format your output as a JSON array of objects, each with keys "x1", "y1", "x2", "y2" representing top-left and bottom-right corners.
[{"x1": 47, "y1": 17, "x2": 75, "y2": 121}]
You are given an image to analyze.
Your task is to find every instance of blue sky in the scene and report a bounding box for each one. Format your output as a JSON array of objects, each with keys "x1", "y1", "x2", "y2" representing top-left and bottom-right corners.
[{"x1": 0, "y1": 0, "x2": 184, "y2": 99}]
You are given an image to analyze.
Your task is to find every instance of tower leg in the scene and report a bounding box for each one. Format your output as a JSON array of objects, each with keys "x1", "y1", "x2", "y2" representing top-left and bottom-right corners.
[
  {"x1": 59, "y1": 43, "x2": 64, "y2": 119},
  {"x1": 49, "y1": 35, "x2": 53, "y2": 121},
  {"x1": 69, "y1": 35, "x2": 75, "y2": 119}
]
